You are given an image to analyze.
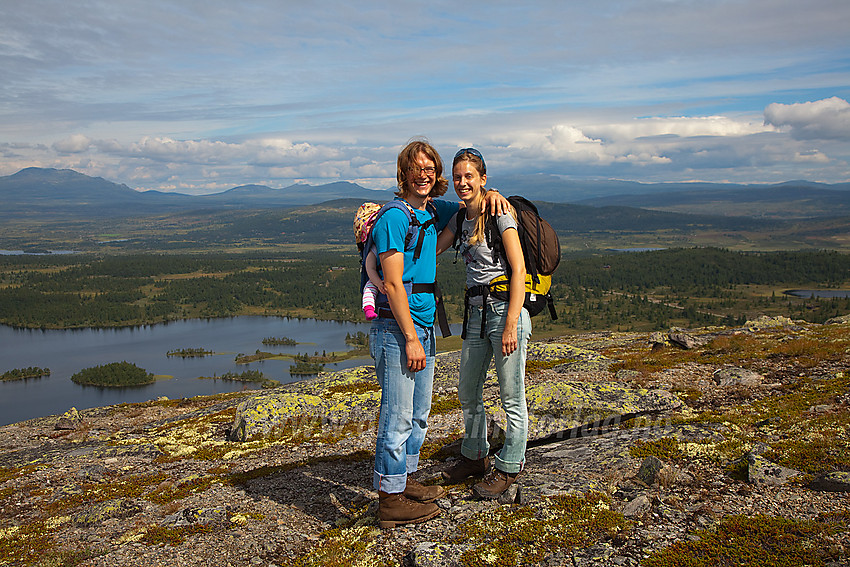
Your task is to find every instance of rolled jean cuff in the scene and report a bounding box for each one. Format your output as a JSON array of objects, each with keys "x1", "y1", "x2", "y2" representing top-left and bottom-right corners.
[
  {"x1": 374, "y1": 470, "x2": 407, "y2": 494},
  {"x1": 494, "y1": 454, "x2": 524, "y2": 474},
  {"x1": 460, "y1": 443, "x2": 488, "y2": 461}
]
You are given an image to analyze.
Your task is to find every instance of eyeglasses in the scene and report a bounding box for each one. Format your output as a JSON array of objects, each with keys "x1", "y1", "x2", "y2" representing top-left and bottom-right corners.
[
  {"x1": 454, "y1": 147, "x2": 486, "y2": 173},
  {"x1": 409, "y1": 166, "x2": 436, "y2": 175}
]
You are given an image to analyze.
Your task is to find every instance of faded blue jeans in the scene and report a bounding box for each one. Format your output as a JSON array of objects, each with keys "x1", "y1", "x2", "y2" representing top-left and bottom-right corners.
[
  {"x1": 458, "y1": 300, "x2": 531, "y2": 474},
  {"x1": 370, "y1": 317, "x2": 436, "y2": 494}
]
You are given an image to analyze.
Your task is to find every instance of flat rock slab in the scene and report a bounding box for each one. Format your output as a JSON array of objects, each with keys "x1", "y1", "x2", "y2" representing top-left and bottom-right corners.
[
  {"x1": 229, "y1": 366, "x2": 380, "y2": 441},
  {"x1": 230, "y1": 348, "x2": 682, "y2": 444},
  {"x1": 489, "y1": 381, "x2": 682, "y2": 440}
]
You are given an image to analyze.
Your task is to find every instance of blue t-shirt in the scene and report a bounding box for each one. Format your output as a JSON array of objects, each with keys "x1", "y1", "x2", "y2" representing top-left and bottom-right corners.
[{"x1": 372, "y1": 198, "x2": 459, "y2": 327}]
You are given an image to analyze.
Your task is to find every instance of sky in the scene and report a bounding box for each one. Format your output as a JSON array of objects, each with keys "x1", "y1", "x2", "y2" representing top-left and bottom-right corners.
[{"x1": 1, "y1": 0, "x2": 849, "y2": 195}]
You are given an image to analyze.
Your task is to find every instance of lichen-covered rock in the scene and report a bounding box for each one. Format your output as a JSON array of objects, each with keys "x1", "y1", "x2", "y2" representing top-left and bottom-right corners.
[
  {"x1": 668, "y1": 329, "x2": 707, "y2": 349},
  {"x1": 406, "y1": 541, "x2": 453, "y2": 567},
  {"x1": 490, "y1": 381, "x2": 681, "y2": 440},
  {"x1": 744, "y1": 315, "x2": 796, "y2": 330},
  {"x1": 229, "y1": 341, "x2": 680, "y2": 444},
  {"x1": 55, "y1": 407, "x2": 81, "y2": 430},
  {"x1": 229, "y1": 366, "x2": 380, "y2": 441},
  {"x1": 712, "y1": 366, "x2": 763, "y2": 387},
  {"x1": 622, "y1": 494, "x2": 651, "y2": 517},
  {"x1": 637, "y1": 455, "x2": 665, "y2": 485},
  {"x1": 527, "y1": 342, "x2": 613, "y2": 372},
  {"x1": 162, "y1": 506, "x2": 231, "y2": 526},
  {"x1": 747, "y1": 454, "x2": 802, "y2": 486},
  {"x1": 72, "y1": 498, "x2": 143, "y2": 527}
]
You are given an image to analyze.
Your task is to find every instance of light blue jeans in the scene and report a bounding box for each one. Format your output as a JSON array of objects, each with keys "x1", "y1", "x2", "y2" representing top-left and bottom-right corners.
[
  {"x1": 459, "y1": 300, "x2": 530, "y2": 474},
  {"x1": 370, "y1": 317, "x2": 436, "y2": 494}
]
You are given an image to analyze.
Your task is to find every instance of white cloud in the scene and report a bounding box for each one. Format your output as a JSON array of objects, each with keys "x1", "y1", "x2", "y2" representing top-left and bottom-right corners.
[
  {"x1": 507, "y1": 126, "x2": 615, "y2": 164},
  {"x1": 53, "y1": 135, "x2": 93, "y2": 154},
  {"x1": 501, "y1": 115, "x2": 773, "y2": 171},
  {"x1": 2, "y1": 1, "x2": 850, "y2": 188},
  {"x1": 587, "y1": 116, "x2": 772, "y2": 142},
  {"x1": 764, "y1": 97, "x2": 850, "y2": 140},
  {"x1": 794, "y1": 150, "x2": 830, "y2": 163}
]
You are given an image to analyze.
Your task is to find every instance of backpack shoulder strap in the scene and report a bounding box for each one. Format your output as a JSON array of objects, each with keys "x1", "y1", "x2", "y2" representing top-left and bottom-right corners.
[
  {"x1": 367, "y1": 199, "x2": 437, "y2": 262},
  {"x1": 408, "y1": 200, "x2": 438, "y2": 261}
]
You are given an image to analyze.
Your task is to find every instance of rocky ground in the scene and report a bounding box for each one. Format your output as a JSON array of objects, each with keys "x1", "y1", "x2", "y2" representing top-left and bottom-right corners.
[{"x1": 1, "y1": 317, "x2": 849, "y2": 566}]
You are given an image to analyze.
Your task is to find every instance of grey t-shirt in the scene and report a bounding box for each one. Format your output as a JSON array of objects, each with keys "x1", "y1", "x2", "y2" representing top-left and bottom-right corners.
[{"x1": 446, "y1": 211, "x2": 518, "y2": 305}]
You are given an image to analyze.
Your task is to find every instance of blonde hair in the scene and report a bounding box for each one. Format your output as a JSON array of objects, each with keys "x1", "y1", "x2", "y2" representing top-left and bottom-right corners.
[{"x1": 453, "y1": 149, "x2": 515, "y2": 246}]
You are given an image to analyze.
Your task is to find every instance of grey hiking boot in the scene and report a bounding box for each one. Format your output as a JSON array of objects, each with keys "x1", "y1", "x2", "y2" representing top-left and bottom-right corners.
[
  {"x1": 404, "y1": 478, "x2": 446, "y2": 503},
  {"x1": 472, "y1": 467, "x2": 521, "y2": 500},
  {"x1": 441, "y1": 455, "x2": 490, "y2": 483},
  {"x1": 378, "y1": 491, "x2": 441, "y2": 529}
]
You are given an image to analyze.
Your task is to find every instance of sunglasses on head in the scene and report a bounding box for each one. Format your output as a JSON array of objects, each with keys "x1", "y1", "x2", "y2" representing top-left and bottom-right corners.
[
  {"x1": 454, "y1": 147, "x2": 483, "y2": 160},
  {"x1": 454, "y1": 148, "x2": 486, "y2": 173}
]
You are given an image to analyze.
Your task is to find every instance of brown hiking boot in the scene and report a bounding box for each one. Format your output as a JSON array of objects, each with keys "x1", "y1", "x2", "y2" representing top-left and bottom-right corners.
[
  {"x1": 404, "y1": 478, "x2": 447, "y2": 503},
  {"x1": 441, "y1": 455, "x2": 490, "y2": 483},
  {"x1": 472, "y1": 467, "x2": 521, "y2": 500},
  {"x1": 378, "y1": 491, "x2": 441, "y2": 529}
]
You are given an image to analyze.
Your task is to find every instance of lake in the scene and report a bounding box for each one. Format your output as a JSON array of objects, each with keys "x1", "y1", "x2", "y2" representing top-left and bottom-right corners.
[
  {"x1": 784, "y1": 289, "x2": 850, "y2": 299},
  {"x1": 0, "y1": 317, "x2": 372, "y2": 426}
]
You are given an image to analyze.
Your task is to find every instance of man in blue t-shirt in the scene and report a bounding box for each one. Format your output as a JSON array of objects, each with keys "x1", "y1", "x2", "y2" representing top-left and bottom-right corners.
[{"x1": 370, "y1": 139, "x2": 508, "y2": 528}]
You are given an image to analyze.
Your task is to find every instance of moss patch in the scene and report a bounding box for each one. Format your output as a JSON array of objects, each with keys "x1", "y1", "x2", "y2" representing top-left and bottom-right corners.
[
  {"x1": 45, "y1": 472, "x2": 169, "y2": 514},
  {"x1": 430, "y1": 393, "x2": 462, "y2": 415},
  {"x1": 643, "y1": 514, "x2": 845, "y2": 567},
  {"x1": 630, "y1": 437, "x2": 682, "y2": 460},
  {"x1": 455, "y1": 492, "x2": 629, "y2": 566},
  {"x1": 293, "y1": 525, "x2": 387, "y2": 567}
]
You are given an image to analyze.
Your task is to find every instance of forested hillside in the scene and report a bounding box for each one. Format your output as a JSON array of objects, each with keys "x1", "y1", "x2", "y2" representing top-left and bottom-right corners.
[{"x1": 2, "y1": 248, "x2": 848, "y2": 332}]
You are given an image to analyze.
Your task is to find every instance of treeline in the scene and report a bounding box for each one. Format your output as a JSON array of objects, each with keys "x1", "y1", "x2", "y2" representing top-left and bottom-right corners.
[
  {"x1": 0, "y1": 252, "x2": 358, "y2": 327},
  {"x1": 1, "y1": 248, "x2": 849, "y2": 331},
  {"x1": 559, "y1": 248, "x2": 850, "y2": 291}
]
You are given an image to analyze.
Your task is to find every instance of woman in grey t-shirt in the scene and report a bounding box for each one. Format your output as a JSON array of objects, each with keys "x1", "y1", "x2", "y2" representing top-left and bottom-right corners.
[{"x1": 436, "y1": 148, "x2": 531, "y2": 499}]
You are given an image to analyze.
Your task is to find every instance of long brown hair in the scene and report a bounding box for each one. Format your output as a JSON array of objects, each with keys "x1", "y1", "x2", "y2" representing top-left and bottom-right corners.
[{"x1": 395, "y1": 138, "x2": 448, "y2": 198}]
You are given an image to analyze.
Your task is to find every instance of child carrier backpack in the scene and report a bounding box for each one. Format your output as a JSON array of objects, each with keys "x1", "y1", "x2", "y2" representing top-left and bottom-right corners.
[
  {"x1": 453, "y1": 195, "x2": 560, "y2": 338},
  {"x1": 354, "y1": 199, "x2": 451, "y2": 337},
  {"x1": 354, "y1": 202, "x2": 382, "y2": 253}
]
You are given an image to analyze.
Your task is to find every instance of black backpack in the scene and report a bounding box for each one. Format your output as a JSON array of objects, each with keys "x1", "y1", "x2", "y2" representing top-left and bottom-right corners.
[{"x1": 453, "y1": 195, "x2": 560, "y2": 337}]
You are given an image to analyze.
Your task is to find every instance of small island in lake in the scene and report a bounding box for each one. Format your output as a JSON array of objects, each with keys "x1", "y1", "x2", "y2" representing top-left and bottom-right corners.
[
  {"x1": 262, "y1": 336, "x2": 297, "y2": 346},
  {"x1": 1, "y1": 367, "x2": 51, "y2": 381},
  {"x1": 201, "y1": 369, "x2": 279, "y2": 388},
  {"x1": 345, "y1": 331, "x2": 368, "y2": 350},
  {"x1": 70, "y1": 361, "x2": 155, "y2": 387},
  {"x1": 289, "y1": 354, "x2": 325, "y2": 376},
  {"x1": 235, "y1": 350, "x2": 280, "y2": 364},
  {"x1": 167, "y1": 347, "x2": 214, "y2": 358}
]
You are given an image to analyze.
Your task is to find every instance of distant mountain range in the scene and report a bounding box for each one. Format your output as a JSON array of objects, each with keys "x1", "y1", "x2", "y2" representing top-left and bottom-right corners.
[
  {"x1": 573, "y1": 180, "x2": 850, "y2": 219},
  {"x1": 0, "y1": 168, "x2": 392, "y2": 218},
  {"x1": 2, "y1": 167, "x2": 850, "y2": 220}
]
